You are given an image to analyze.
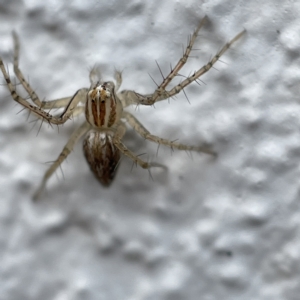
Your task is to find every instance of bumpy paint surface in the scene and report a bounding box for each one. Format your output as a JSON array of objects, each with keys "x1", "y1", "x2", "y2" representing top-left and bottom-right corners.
[{"x1": 0, "y1": 1, "x2": 299, "y2": 299}]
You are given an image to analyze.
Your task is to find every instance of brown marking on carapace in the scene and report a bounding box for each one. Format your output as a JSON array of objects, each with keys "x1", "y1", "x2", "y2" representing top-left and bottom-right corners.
[
  {"x1": 91, "y1": 100, "x2": 100, "y2": 127},
  {"x1": 100, "y1": 100, "x2": 106, "y2": 126},
  {"x1": 90, "y1": 89, "x2": 98, "y2": 99},
  {"x1": 108, "y1": 95, "x2": 116, "y2": 127}
]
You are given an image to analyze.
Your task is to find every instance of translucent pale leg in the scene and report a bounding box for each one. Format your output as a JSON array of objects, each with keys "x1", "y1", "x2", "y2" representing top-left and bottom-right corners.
[
  {"x1": 33, "y1": 121, "x2": 91, "y2": 200},
  {"x1": 41, "y1": 89, "x2": 88, "y2": 109},
  {"x1": 12, "y1": 31, "x2": 43, "y2": 107},
  {"x1": 0, "y1": 58, "x2": 87, "y2": 124},
  {"x1": 113, "y1": 122, "x2": 166, "y2": 169},
  {"x1": 122, "y1": 111, "x2": 216, "y2": 156},
  {"x1": 118, "y1": 17, "x2": 245, "y2": 107}
]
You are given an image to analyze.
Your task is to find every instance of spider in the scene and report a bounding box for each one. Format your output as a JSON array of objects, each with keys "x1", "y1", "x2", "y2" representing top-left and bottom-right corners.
[{"x1": 0, "y1": 16, "x2": 245, "y2": 200}]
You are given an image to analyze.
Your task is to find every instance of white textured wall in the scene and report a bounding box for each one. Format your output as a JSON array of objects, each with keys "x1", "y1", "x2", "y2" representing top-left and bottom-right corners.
[{"x1": 0, "y1": 0, "x2": 300, "y2": 299}]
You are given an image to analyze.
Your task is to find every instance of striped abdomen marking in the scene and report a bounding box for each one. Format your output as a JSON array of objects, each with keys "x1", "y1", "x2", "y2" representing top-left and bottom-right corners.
[
  {"x1": 85, "y1": 82, "x2": 121, "y2": 128},
  {"x1": 83, "y1": 131, "x2": 121, "y2": 186}
]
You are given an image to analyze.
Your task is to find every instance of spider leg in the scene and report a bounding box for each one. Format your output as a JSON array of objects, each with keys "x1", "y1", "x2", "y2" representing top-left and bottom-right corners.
[
  {"x1": 36, "y1": 90, "x2": 87, "y2": 122},
  {"x1": 89, "y1": 65, "x2": 102, "y2": 85},
  {"x1": 33, "y1": 121, "x2": 91, "y2": 201},
  {"x1": 1, "y1": 32, "x2": 88, "y2": 125},
  {"x1": 114, "y1": 69, "x2": 122, "y2": 92},
  {"x1": 43, "y1": 105, "x2": 85, "y2": 119},
  {"x1": 161, "y1": 29, "x2": 245, "y2": 101},
  {"x1": 0, "y1": 58, "x2": 87, "y2": 124},
  {"x1": 68, "y1": 106, "x2": 85, "y2": 118},
  {"x1": 12, "y1": 31, "x2": 43, "y2": 107},
  {"x1": 40, "y1": 90, "x2": 87, "y2": 119},
  {"x1": 41, "y1": 97, "x2": 73, "y2": 109},
  {"x1": 118, "y1": 17, "x2": 207, "y2": 108},
  {"x1": 150, "y1": 17, "x2": 207, "y2": 94},
  {"x1": 119, "y1": 21, "x2": 245, "y2": 106},
  {"x1": 113, "y1": 121, "x2": 166, "y2": 169},
  {"x1": 123, "y1": 111, "x2": 216, "y2": 156},
  {"x1": 0, "y1": 58, "x2": 47, "y2": 117},
  {"x1": 41, "y1": 88, "x2": 88, "y2": 109}
]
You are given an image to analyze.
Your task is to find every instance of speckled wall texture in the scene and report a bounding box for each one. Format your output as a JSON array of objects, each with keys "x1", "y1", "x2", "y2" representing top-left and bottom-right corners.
[{"x1": 0, "y1": 0, "x2": 299, "y2": 299}]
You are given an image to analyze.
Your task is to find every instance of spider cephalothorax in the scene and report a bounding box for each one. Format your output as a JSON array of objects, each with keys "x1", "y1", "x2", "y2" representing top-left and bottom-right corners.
[{"x1": 86, "y1": 81, "x2": 122, "y2": 128}]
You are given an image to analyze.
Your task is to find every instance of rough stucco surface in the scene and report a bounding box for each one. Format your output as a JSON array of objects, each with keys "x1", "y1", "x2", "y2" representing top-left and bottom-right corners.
[{"x1": 0, "y1": 0, "x2": 300, "y2": 299}]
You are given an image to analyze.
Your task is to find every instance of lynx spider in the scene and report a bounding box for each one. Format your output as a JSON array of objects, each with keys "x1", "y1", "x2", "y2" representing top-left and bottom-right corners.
[{"x1": 0, "y1": 17, "x2": 244, "y2": 200}]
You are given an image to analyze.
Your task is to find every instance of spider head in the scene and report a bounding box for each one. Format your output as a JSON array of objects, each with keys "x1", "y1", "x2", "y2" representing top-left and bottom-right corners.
[{"x1": 88, "y1": 81, "x2": 115, "y2": 104}]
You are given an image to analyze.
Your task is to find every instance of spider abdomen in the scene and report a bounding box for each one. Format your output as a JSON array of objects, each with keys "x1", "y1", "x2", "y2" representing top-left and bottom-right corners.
[{"x1": 83, "y1": 131, "x2": 121, "y2": 186}]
